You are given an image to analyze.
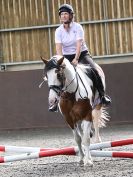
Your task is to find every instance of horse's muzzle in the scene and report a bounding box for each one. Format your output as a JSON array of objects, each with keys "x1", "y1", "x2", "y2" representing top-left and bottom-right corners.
[{"x1": 48, "y1": 98, "x2": 58, "y2": 112}]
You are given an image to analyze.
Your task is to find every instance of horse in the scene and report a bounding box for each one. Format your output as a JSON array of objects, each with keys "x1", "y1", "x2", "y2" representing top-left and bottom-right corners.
[{"x1": 41, "y1": 55, "x2": 109, "y2": 166}]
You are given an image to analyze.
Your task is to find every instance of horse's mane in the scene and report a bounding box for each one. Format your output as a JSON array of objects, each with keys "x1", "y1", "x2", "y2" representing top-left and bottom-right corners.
[
  {"x1": 76, "y1": 63, "x2": 95, "y2": 83},
  {"x1": 76, "y1": 63, "x2": 92, "y2": 73}
]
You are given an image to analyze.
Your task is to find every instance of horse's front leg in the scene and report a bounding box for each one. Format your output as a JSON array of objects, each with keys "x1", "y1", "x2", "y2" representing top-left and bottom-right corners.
[
  {"x1": 72, "y1": 127, "x2": 84, "y2": 163},
  {"x1": 82, "y1": 120, "x2": 93, "y2": 166}
]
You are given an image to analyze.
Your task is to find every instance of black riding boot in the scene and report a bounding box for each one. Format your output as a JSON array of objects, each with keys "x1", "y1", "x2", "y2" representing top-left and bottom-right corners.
[{"x1": 91, "y1": 68, "x2": 111, "y2": 106}]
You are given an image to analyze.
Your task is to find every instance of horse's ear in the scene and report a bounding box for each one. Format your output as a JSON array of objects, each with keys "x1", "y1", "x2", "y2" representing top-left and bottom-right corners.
[
  {"x1": 57, "y1": 56, "x2": 64, "y2": 66},
  {"x1": 40, "y1": 56, "x2": 48, "y2": 64}
]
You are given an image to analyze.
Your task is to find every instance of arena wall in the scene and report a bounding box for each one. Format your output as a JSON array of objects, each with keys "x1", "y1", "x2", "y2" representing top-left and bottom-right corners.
[{"x1": 0, "y1": 60, "x2": 133, "y2": 130}]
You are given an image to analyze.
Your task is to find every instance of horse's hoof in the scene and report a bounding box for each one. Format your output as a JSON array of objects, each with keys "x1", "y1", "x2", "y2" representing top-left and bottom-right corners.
[
  {"x1": 79, "y1": 159, "x2": 84, "y2": 167},
  {"x1": 84, "y1": 159, "x2": 93, "y2": 167}
]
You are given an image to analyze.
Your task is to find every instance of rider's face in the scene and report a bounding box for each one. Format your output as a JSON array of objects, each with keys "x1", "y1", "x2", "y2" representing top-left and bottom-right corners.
[{"x1": 60, "y1": 12, "x2": 70, "y2": 23}]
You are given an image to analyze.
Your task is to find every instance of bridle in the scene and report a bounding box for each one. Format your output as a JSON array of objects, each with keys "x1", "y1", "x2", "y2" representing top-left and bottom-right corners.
[
  {"x1": 49, "y1": 85, "x2": 63, "y2": 96},
  {"x1": 40, "y1": 58, "x2": 89, "y2": 99},
  {"x1": 48, "y1": 65, "x2": 78, "y2": 96}
]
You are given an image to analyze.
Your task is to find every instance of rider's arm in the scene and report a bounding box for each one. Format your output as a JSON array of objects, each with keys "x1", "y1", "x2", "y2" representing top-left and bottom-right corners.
[
  {"x1": 71, "y1": 39, "x2": 82, "y2": 65},
  {"x1": 72, "y1": 24, "x2": 85, "y2": 65},
  {"x1": 56, "y1": 43, "x2": 63, "y2": 56},
  {"x1": 75, "y1": 39, "x2": 82, "y2": 61},
  {"x1": 55, "y1": 28, "x2": 63, "y2": 56}
]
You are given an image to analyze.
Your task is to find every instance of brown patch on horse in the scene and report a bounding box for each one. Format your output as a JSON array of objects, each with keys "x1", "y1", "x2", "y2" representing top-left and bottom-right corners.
[
  {"x1": 60, "y1": 92, "x2": 92, "y2": 129},
  {"x1": 60, "y1": 92, "x2": 75, "y2": 129},
  {"x1": 70, "y1": 99, "x2": 92, "y2": 123}
]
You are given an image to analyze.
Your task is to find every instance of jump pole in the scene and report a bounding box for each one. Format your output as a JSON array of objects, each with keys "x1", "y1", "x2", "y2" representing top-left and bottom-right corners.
[
  {"x1": 0, "y1": 147, "x2": 77, "y2": 163},
  {"x1": 0, "y1": 148, "x2": 133, "y2": 163},
  {"x1": 0, "y1": 145, "x2": 54, "y2": 153},
  {"x1": 0, "y1": 138, "x2": 133, "y2": 153}
]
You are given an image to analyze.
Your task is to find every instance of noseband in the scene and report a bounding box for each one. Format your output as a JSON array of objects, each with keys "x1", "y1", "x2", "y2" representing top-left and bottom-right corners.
[{"x1": 49, "y1": 85, "x2": 63, "y2": 96}]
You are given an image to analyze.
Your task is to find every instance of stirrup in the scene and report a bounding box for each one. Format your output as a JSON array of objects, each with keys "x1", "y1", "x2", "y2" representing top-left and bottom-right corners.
[{"x1": 101, "y1": 95, "x2": 111, "y2": 107}]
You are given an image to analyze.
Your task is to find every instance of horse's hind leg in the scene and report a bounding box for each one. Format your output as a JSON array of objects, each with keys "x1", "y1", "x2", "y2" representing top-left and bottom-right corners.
[
  {"x1": 72, "y1": 127, "x2": 84, "y2": 163},
  {"x1": 92, "y1": 107, "x2": 102, "y2": 143},
  {"x1": 82, "y1": 120, "x2": 93, "y2": 166}
]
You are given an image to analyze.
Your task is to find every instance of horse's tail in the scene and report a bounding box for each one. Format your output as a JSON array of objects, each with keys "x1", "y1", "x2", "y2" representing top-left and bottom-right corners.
[
  {"x1": 92, "y1": 107, "x2": 110, "y2": 128},
  {"x1": 98, "y1": 107, "x2": 110, "y2": 127}
]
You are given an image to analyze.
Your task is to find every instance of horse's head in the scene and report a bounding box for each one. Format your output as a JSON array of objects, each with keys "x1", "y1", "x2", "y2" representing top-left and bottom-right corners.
[{"x1": 41, "y1": 56, "x2": 65, "y2": 112}]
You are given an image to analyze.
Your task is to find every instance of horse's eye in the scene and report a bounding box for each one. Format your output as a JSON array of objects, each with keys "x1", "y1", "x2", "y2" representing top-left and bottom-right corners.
[{"x1": 57, "y1": 73, "x2": 61, "y2": 78}]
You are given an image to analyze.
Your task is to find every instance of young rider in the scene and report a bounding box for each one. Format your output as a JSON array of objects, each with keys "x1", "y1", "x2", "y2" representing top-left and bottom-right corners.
[{"x1": 55, "y1": 4, "x2": 111, "y2": 106}]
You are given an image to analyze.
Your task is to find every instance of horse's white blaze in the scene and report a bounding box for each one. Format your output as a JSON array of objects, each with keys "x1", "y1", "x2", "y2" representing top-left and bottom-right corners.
[
  {"x1": 47, "y1": 69, "x2": 59, "y2": 86},
  {"x1": 47, "y1": 69, "x2": 60, "y2": 107}
]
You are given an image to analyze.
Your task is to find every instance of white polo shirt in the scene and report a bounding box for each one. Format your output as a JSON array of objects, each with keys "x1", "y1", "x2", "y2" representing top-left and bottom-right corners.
[{"x1": 55, "y1": 22, "x2": 88, "y2": 55}]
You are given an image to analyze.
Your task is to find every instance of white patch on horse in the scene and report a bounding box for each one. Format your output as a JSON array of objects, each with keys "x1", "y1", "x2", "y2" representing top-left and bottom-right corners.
[
  {"x1": 81, "y1": 120, "x2": 93, "y2": 166},
  {"x1": 76, "y1": 65, "x2": 93, "y2": 102}
]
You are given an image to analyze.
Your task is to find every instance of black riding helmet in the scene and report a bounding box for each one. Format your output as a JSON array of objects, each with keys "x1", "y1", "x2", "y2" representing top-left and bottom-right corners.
[{"x1": 58, "y1": 4, "x2": 74, "y2": 16}]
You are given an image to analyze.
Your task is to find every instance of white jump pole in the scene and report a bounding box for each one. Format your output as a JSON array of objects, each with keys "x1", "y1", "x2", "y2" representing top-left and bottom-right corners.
[
  {"x1": 0, "y1": 148, "x2": 133, "y2": 163},
  {"x1": 0, "y1": 138, "x2": 133, "y2": 153},
  {"x1": 0, "y1": 145, "x2": 54, "y2": 153}
]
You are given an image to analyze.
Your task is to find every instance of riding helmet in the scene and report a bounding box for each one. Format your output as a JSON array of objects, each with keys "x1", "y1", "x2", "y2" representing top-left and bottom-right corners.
[{"x1": 58, "y1": 4, "x2": 74, "y2": 16}]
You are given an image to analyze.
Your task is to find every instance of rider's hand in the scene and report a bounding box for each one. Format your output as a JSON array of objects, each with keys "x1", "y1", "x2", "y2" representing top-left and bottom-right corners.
[{"x1": 71, "y1": 58, "x2": 78, "y2": 66}]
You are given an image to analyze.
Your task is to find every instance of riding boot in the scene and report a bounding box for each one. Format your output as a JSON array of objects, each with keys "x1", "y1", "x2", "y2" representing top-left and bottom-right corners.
[{"x1": 91, "y1": 68, "x2": 111, "y2": 106}]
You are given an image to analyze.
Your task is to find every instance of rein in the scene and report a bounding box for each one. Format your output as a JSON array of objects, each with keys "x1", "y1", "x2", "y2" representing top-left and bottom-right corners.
[
  {"x1": 62, "y1": 66, "x2": 79, "y2": 94},
  {"x1": 61, "y1": 65, "x2": 89, "y2": 99},
  {"x1": 77, "y1": 72, "x2": 89, "y2": 98}
]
